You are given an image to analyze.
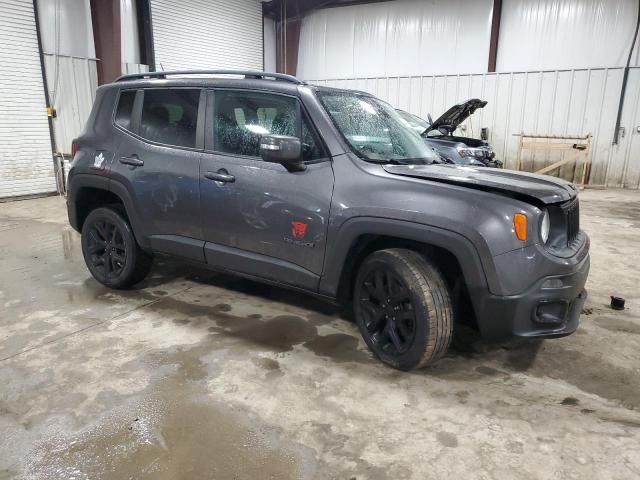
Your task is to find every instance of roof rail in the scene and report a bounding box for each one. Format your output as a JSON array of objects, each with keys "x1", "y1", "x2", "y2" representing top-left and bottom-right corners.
[{"x1": 114, "y1": 70, "x2": 304, "y2": 84}]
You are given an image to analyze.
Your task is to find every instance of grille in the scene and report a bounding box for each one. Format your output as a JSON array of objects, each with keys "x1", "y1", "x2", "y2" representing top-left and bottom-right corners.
[{"x1": 565, "y1": 199, "x2": 580, "y2": 244}]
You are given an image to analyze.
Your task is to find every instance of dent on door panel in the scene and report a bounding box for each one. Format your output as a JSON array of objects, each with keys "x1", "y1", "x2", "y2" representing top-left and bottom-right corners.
[{"x1": 200, "y1": 158, "x2": 334, "y2": 281}]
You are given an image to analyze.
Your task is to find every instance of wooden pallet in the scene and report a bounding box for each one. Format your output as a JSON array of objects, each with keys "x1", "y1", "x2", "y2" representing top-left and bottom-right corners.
[{"x1": 514, "y1": 133, "x2": 592, "y2": 187}]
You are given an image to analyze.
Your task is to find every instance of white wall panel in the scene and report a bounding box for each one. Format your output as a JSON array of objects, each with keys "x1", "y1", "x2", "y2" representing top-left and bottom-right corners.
[
  {"x1": 0, "y1": 0, "x2": 56, "y2": 198},
  {"x1": 297, "y1": 0, "x2": 493, "y2": 80},
  {"x1": 151, "y1": 0, "x2": 263, "y2": 71},
  {"x1": 263, "y1": 16, "x2": 277, "y2": 72},
  {"x1": 44, "y1": 54, "x2": 98, "y2": 154},
  {"x1": 37, "y1": 0, "x2": 98, "y2": 157},
  {"x1": 309, "y1": 68, "x2": 640, "y2": 188},
  {"x1": 121, "y1": 0, "x2": 141, "y2": 65},
  {"x1": 497, "y1": 0, "x2": 640, "y2": 71},
  {"x1": 37, "y1": 0, "x2": 95, "y2": 58}
]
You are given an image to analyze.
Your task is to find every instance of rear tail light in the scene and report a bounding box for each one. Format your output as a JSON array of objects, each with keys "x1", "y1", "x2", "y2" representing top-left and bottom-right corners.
[{"x1": 71, "y1": 141, "x2": 79, "y2": 158}]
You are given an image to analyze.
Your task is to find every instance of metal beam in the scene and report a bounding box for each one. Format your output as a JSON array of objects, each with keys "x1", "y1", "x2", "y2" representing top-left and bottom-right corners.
[
  {"x1": 135, "y1": 0, "x2": 155, "y2": 71},
  {"x1": 487, "y1": 0, "x2": 502, "y2": 72},
  {"x1": 90, "y1": 0, "x2": 122, "y2": 84}
]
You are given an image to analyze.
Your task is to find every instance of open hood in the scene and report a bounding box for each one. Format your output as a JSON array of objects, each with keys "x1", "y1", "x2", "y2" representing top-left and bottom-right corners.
[
  {"x1": 382, "y1": 164, "x2": 577, "y2": 205},
  {"x1": 426, "y1": 98, "x2": 487, "y2": 134}
]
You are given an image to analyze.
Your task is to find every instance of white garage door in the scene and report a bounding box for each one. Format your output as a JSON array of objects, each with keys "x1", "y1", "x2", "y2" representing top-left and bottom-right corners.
[
  {"x1": 150, "y1": 0, "x2": 263, "y2": 71},
  {"x1": 0, "y1": 0, "x2": 55, "y2": 199}
]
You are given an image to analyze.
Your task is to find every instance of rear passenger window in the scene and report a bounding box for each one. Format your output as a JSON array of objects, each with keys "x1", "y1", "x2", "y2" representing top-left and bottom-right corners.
[
  {"x1": 139, "y1": 89, "x2": 200, "y2": 148},
  {"x1": 212, "y1": 90, "x2": 324, "y2": 160},
  {"x1": 115, "y1": 90, "x2": 136, "y2": 130}
]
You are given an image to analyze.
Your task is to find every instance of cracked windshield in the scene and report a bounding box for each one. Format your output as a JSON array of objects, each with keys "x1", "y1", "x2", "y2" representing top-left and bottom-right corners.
[{"x1": 318, "y1": 91, "x2": 439, "y2": 165}]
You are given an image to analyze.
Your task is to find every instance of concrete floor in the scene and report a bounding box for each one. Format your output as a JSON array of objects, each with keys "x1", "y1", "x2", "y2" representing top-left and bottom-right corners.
[{"x1": 0, "y1": 190, "x2": 639, "y2": 480}]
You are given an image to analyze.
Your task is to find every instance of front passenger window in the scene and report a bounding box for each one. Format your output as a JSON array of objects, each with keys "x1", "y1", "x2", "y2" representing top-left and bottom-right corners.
[{"x1": 212, "y1": 90, "x2": 323, "y2": 160}]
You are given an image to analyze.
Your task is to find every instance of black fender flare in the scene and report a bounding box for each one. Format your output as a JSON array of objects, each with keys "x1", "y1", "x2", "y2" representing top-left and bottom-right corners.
[
  {"x1": 107, "y1": 178, "x2": 149, "y2": 249},
  {"x1": 319, "y1": 216, "x2": 499, "y2": 301},
  {"x1": 67, "y1": 174, "x2": 149, "y2": 249},
  {"x1": 66, "y1": 174, "x2": 109, "y2": 232}
]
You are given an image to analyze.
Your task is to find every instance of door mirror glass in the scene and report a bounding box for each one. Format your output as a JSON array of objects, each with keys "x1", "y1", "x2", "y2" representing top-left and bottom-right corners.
[{"x1": 260, "y1": 134, "x2": 306, "y2": 172}]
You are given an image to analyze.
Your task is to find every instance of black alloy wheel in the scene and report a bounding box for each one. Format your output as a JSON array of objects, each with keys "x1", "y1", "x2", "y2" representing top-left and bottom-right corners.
[
  {"x1": 353, "y1": 248, "x2": 453, "y2": 370},
  {"x1": 86, "y1": 218, "x2": 127, "y2": 278},
  {"x1": 81, "y1": 207, "x2": 153, "y2": 289},
  {"x1": 358, "y1": 268, "x2": 417, "y2": 356}
]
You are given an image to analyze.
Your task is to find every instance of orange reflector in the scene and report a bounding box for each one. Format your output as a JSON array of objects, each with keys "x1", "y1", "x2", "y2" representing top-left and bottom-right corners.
[{"x1": 513, "y1": 213, "x2": 527, "y2": 241}]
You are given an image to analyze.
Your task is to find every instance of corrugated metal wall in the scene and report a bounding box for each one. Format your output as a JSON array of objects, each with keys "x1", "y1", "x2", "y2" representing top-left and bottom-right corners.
[
  {"x1": 0, "y1": 0, "x2": 56, "y2": 198},
  {"x1": 310, "y1": 68, "x2": 640, "y2": 188},
  {"x1": 298, "y1": 0, "x2": 640, "y2": 78},
  {"x1": 297, "y1": 0, "x2": 494, "y2": 79},
  {"x1": 150, "y1": 0, "x2": 264, "y2": 71},
  {"x1": 497, "y1": 0, "x2": 640, "y2": 71}
]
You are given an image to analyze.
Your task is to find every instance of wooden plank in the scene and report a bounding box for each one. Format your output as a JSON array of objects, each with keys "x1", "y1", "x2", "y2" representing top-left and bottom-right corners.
[
  {"x1": 514, "y1": 133, "x2": 591, "y2": 140},
  {"x1": 516, "y1": 131, "x2": 523, "y2": 171},
  {"x1": 522, "y1": 142, "x2": 583, "y2": 151},
  {"x1": 535, "y1": 151, "x2": 582, "y2": 175}
]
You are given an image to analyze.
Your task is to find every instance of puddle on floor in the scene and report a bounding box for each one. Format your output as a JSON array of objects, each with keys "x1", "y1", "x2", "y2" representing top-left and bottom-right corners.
[
  {"x1": 20, "y1": 340, "x2": 319, "y2": 480},
  {"x1": 24, "y1": 396, "x2": 304, "y2": 480}
]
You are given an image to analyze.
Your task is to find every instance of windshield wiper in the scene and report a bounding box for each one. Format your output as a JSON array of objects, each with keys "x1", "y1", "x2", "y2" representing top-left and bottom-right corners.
[
  {"x1": 386, "y1": 159, "x2": 411, "y2": 165},
  {"x1": 365, "y1": 159, "x2": 410, "y2": 165},
  {"x1": 366, "y1": 158, "x2": 436, "y2": 166}
]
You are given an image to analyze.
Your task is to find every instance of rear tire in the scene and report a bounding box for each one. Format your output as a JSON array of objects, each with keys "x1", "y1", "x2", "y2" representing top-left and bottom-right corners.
[
  {"x1": 81, "y1": 207, "x2": 152, "y2": 289},
  {"x1": 353, "y1": 248, "x2": 453, "y2": 370}
]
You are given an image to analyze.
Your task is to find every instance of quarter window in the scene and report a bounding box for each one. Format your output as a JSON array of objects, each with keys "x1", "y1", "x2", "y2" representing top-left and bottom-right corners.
[
  {"x1": 139, "y1": 89, "x2": 200, "y2": 148},
  {"x1": 114, "y1": 90, "x2": 136, "y2": 131},
  {"x1": 212, "y1": 90, "x2": 324, "y2": 160}
]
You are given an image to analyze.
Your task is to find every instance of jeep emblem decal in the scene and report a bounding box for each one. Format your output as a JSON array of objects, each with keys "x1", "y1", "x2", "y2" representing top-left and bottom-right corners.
[
  {"x1": 291, "y1": 221, "x2": 307, "y2": 239},
  {"x1": 93, "y1": 152, "x2": 105, "y2": 169}
]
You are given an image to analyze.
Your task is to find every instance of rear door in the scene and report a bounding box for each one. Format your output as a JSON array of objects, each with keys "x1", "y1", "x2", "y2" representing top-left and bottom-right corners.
[
  {"x1": 199, "y1": 89, "x2": 334, "y2": 291},
  {"x1": 110, "y1": 87, "x2": 205, "y2": 261}
]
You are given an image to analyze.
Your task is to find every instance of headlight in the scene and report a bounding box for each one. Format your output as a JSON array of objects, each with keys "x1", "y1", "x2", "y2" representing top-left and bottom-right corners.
[
  {"x1": 540, "y1": 210, "x2": 550, "y2": 243},
  {"x1": 456, "y1": 147, "x2": 475, "y2": 157},
  {"x1": 456, "y1": 147, "x2": 490, "y2": 159}
]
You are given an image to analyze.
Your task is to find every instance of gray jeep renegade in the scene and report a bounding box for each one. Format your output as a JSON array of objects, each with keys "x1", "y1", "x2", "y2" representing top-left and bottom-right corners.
[{"x1": 67, "y1": 70, "x2": 589, "y2": 371}]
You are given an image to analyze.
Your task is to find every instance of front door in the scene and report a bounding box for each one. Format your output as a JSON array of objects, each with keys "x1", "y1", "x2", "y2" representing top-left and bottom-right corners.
[
  {"x1": 199, "y1": 89, "x2": 334, "y2": 290},
  {"x1": 111, "y1": 87, "x2": 204, "y2": 260}
]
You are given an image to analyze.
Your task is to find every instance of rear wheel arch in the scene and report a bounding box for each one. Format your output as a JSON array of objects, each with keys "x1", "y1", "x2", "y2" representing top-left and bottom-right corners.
[
  {"x1": 69, "y1": 176, "x2": 147, "y2": 249},
  {"x1": 74, "y1": 186, "x2": 126, "y2": 230}
]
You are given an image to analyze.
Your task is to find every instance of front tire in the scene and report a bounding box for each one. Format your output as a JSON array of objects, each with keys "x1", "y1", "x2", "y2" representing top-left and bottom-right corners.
[
  {"x1": 353, "y1": 248, "x2": 453, "y2": 370},
  {"x1": 81, "y1": 207, "x2": 152, "y2": 289}
]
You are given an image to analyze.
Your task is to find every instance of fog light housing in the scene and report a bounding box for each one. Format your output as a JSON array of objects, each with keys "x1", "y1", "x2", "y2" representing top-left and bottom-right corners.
[
  {"x1": 541, "y1": 278, "x2": 564, "y2": 289},
  {"x1": 534, "y1": 301, "x2": 568, "y2": 324}
]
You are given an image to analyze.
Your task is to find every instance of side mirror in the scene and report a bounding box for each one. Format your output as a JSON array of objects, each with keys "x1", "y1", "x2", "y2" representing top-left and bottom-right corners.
[
  {"x1": 427, "y1": 113, "x2": 433, "y2": 125},
  {"x1": 260, "y1": 134, "x2": 306, "y2": 172}
]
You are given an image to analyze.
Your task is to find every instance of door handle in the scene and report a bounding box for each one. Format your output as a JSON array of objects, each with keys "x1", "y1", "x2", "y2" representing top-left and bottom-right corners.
[
  {"x1": 204, "y1": 170, "x2": 235, "y2": 183},
  {"x1": 119, "y1": 155, "x2": 144, "y2": 167}
]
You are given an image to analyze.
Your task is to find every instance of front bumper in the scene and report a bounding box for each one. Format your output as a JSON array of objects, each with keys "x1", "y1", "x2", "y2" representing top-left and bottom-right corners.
[{"x1": 474, "y1": 254, "x2": 590, "y2": 343}]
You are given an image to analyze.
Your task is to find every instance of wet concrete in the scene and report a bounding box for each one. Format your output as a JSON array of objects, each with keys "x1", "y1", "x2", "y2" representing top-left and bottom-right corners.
[{"x1": 1, "y1": 191, "x2": 640, "y2": 479}]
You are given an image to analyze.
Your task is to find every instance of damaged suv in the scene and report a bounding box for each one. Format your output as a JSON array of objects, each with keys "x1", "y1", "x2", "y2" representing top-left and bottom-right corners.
[
  {"x1": 397, "y1": 99, "x2": 502, "y2": 168},
  {"x1": 67, "y1": 71, "x2": 589, "y2": 370}
]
